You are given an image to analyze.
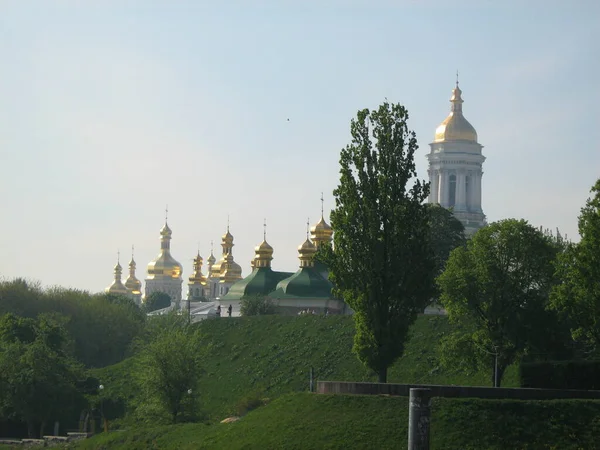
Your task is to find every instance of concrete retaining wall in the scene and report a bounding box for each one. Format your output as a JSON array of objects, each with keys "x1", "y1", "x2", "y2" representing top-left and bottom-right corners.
[{"x1": 317, "y1": 381, "x2": 600, "y2": 400}]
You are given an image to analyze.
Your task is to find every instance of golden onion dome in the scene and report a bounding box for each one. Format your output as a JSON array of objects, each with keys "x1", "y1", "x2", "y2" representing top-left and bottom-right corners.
[
  {"x1": 298, "y1": 238, "x2": 317, "y2": 268},
  {"x1": 160, "y1": 222, "x2": 172, "y2": 236},
  {"x1": 207, "y1": 251, "x2": 216, "y2": 265},
  {"x1": 311, "y1": 216, "x2": 333, "y2": 242},
  {"x1": 125, "y1": 257, "x2": 142, "y2": 293},
  {"x1": 221, "y1": 253, "x2": 243, "y2": 282},
  {"x1": 147, "y1": 222, "x2": 183, "y2": 279},
  {"x1": 255, "y1": 239, "x2": 274, "y2": 256},
  {"x1": 147, "y1": 253, "x2": 183, "y2": 278},
  {"x1": 222, "y1": 229, "x2": 234, "y2": 243},
  {"x1": 254, "y1": 239, "x2": 274, "y2": 268},
  {"x1": 106, "y1": 260, "x2": 129, "y2": 295},
  {"x1": 298, "y1": 238, "x2": 316, "y2": 254},
  {"x1": 433, "y1": 83, "x2": 478, "y2": 143}
]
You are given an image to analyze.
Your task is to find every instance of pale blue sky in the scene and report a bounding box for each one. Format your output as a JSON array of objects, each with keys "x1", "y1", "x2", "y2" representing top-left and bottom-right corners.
[{"x1": 1, "y1": 1, "x2": 598, "y2": 293}]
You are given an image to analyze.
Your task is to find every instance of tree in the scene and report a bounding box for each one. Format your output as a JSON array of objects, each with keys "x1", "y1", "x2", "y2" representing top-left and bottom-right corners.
[
  {"x1": 322, "y1": 102, "x2": 435, "y2": 383},
  {"x1": 0, "y1": 313, "x2": 85, "y2": 437},
  {"x1": 144, "y1": 292, "x2": 172, "y2": 313},
  {"x1": 136, "y1": 319, "x2": 203, "y2": 424},
  {"x1": 426, "y1": 204, "x2": 466, "y2": 299},
  {"x1": 240, "y1": 294, "x2": 276, "y2": 316},
  {"x1": 437, "y1": 219, "x2": 562, "y2": 386},
  {"x1": 551, "y1": 179, "x2": 600, "y2": 351}
]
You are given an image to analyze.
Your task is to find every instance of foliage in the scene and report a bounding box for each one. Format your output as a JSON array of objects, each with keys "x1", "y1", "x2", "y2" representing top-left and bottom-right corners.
[
  {"x1": 234, "y1": 391, "x2": 267, "y2": 416},
  {"x1": 144, "y1": 291, "x2": 172, "y2": 313},
  {"x1": 73, "y1": 393, "x2": 600, "y2": 450},
  {"x1": 426, "y1": 203, "x2": 466, "y2": 283},
  {"x1": 0, "y1": 313, "x2": 85, "y2": 437},
  {"x1": 551, "y1": 178, "x2": 600, "y2": 350},
  {"x1": 135, "y1": 319, "x2": 204, "y2": 424},
  {"x1": 323, "y1": 102, "x2": 435, "y2": 382},
  {"x1": 437, "y1": 219, "x2": 562, "y2": 386},
  {"x1": 520, "y1": 360, "x2": 600, "y2": 390},
  {"x1": 0, "y1": 280, "x2": 146, "y2": 368},
  {"x1": 93, "y1": 315, "x2": 517, "y2": 424},
  {"x1": 240, "y1": 294, "x2": 276, "y2": 316}
]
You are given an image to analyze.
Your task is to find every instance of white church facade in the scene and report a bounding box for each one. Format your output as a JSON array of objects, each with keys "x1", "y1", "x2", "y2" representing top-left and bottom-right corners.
[{"x1": 427, "y1": 80, "x2": 487, "y2": 236}]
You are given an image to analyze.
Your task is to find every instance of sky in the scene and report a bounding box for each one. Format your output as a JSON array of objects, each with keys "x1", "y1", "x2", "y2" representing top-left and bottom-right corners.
[{"x1": 0, "y1": 0, "x2": 599, "y2": 293}]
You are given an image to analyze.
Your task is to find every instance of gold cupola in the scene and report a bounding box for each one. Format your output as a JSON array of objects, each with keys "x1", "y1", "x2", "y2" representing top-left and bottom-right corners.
[
  {"x1": 298, "y1": 238, "x2": 316, "y2": 268},
  {"x1": 188, "y1": 251, "x2": 207, "y2": 285},
  {"x1": 146, "y1": 217, "x2": 183, "y2": 280},
  {"x1": 311, "y1": 195, "x2": 333, "y2": 249},
  {"x1": 106, "y1": 253, "x2": 130, "y2": 295},
  {"x1": 433, "y1": 79, "x2": 478, "y2": 143},
  {"x1": 216, "y1": 222, "x2": 243, "y2": 283},
  {"x1": 124, "y1": 245, "x2": 142, "y2": 295},
  {"x1": 254, "y1": 219, "x2": 274, "y2": 269}
]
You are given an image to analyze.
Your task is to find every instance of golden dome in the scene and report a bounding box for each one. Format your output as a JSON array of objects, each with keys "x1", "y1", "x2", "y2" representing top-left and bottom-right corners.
[
  {"x1": 433, "y1": 83, "x2": 478, "y2": 143},
  {"x1": 255, "y1": 239, "x2": 274, "y2": 255},
  {"x1": 147, "y1": 253, "x2": 183, "y2": 278},
  {"x1": 254, "y1": 239, "x2": 274, "y2": 268},
  {"x1": 160, "y1": 222, "x2": 172, "y2": 236},
  {"x1": 298, "y1": 238, "x2": 316, "y2": 268},
  {"x1": 220, "y1": 253, "x2": 243, "y2": 282},
  {"x1": 147, "y1": 222, "x2": 183, "y2": 279},
  {"x1": 222, "y1": 229, "x2": 234, "y2": 243},
  {"x1": 207, "y1": 252, "x2": 216, "y2": 265},
  {"x1": 188, "y1": 252, "x2": 206, "y2": 285},
  {"x1": 125, "y1": 257, "x2": 142, "y2": 293},
  {"x1": 106, "y1": 259, "x2": 130, "y2": 295},
  {"x1": 310, "y1": 216, "x2": 333, "y2": 249}
]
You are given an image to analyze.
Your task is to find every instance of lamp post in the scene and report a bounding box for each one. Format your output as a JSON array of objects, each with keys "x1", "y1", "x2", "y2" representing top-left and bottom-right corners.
[{"x1": 98, "y1": 384, "x2": 108, "y2": 433}]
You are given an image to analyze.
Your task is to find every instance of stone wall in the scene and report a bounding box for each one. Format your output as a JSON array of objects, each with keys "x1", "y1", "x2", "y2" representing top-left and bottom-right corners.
[{"x1": 316, "y1": 381, "x2": 600, "y2": 400}]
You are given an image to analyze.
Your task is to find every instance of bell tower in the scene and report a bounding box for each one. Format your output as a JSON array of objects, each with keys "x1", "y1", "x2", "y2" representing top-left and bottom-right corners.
[{"x1": 427, "y1": 78, "x2": 487, "y2": 236}]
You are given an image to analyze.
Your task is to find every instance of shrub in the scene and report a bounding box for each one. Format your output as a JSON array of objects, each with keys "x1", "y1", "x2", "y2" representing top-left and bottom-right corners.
[{"x1": 519, "y1": 360, "x2": 600, "y2": 390}]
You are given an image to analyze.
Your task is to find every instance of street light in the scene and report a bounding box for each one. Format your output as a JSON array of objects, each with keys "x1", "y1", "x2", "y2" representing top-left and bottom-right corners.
[{"x1": 98, "y1": 384, "x2": 107, "y2": 433}]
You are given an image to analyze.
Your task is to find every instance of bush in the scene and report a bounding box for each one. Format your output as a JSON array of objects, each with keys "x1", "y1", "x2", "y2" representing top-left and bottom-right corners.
[
  {"x1": 240, "y1": 295, "x2": 276, "y2": 316},
  {"x1": 519, "y1": 360, "x2": 600, "y2": 390},
  {"x1": 234, "y1": 391, "x2": 266, "y2": 416}
]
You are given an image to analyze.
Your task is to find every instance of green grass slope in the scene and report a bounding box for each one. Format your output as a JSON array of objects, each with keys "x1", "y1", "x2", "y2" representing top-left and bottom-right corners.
[
  {"x1": 74, "y1": 393, "x2": 600, "y2": 450},
  {"x1": 93, "y1": 314, "x2": 518, "y2": 421}
]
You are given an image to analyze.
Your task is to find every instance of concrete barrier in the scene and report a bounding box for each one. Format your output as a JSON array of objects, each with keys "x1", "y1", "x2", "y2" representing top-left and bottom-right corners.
[{"x1": 316, "y1": 381, "x2": 600, "y2": 400}]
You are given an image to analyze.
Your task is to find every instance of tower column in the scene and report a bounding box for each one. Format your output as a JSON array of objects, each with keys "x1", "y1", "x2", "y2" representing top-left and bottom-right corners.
[
  {"x1": 430, "y1": 170, "x2": 440, "y2": 203},
  {"x1": 438, "y1": 170, "x2": 449, "y2": 207},
  {"x1": 476, "y1": 171, "x2": 483, "y2": 212},
  {"x1": 455, "y1": 170, "x2": 467, "y2": 211}
]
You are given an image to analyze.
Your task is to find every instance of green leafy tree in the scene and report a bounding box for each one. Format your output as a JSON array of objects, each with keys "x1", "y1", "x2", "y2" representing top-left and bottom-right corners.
[
  {"x1": 136, "y1": 320, "x2": 203, "y2": 423},
  {"x1": 427, "y1": 203, "x2": 466, "y2": 279},
  {"x1": 144, "y1": 291, "x2": 172, "y2": 313},
  {"x1": 240, "y1": 294, "x2": 276, "y2": 316},
  {"x1": 438, "y1": 219, "x2": 561, "y2": 386},
  {"x1": 0, "y1": 313, "x2": 85, "y2": 437},
  {"x1": 551, "y1": 179, "x2": 600, "y2": 351},
  {"x1": 322, "y1": 102, "x2": 435, "y2": 383}
]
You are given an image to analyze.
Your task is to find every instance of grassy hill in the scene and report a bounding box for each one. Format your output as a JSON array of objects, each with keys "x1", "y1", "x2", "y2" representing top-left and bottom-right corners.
[
  {"x1": 93, "y1": 314, "x2": 518, "y2": 422},
  {"x1": 74, "y1": 393, "x2": 600, "y2": 450}
]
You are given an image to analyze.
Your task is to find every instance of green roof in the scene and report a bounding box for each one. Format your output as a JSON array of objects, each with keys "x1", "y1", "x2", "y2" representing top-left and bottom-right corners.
[
  {"x1": 222, "y1": 267, "x2": 294, "y2": 300},
  {"x1": 270, "y1": 267, "x2": 334, "y2": 300}
]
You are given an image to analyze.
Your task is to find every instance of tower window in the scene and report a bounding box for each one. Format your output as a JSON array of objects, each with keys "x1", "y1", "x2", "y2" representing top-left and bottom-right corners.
[{"x1": 449, "y1": 174, "x2": 457, "y2": 208}]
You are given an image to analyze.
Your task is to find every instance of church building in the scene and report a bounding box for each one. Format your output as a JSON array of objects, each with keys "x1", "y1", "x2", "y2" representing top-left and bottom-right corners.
[
  {"x1": 105, "y1": 79, "x2": 488, "y2": 316},
  {"x1": 426, "y1": 80, "x2": 487, "y2": 235}
]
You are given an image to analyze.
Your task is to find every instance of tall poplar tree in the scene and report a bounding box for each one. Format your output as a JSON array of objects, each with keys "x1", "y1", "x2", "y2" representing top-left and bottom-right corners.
[
  {"x1": 325, "y1": 102, "x2": 435, "y2": 383},
  {"x1": 551, "y1": 178, "x2": 600, "y2": 350}
]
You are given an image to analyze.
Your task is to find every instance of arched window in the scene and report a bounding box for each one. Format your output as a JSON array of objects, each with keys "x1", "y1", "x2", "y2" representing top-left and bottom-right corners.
[{"x1": 449, "y1": 174, "x2": 457, "y2": 208}]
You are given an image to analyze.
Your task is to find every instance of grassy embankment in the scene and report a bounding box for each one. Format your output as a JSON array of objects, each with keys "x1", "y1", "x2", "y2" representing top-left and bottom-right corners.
[
  {"x1": 94, "y1": 314, "x2": 518, "y2": 422},
  {"x1": 75, "y1": 393, "x2": 600, "y2": 450}
]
